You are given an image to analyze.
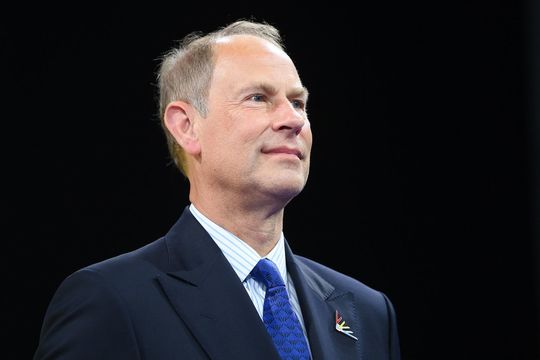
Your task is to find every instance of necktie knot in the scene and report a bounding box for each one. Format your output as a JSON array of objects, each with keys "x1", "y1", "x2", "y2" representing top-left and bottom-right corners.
[{"x1": 251, "y1": 258, "x2": 285, "y2": 289}]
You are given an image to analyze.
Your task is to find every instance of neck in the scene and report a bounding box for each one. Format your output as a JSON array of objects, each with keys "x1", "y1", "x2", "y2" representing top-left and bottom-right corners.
[{"x1": 190, "y1": 193, "x2": 285, "y2": 257}]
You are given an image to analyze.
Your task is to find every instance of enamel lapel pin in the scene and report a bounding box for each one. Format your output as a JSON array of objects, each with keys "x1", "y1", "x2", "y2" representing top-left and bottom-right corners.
[{"x1": 335, "y1": 310, "x2": 358, "y2": 340}]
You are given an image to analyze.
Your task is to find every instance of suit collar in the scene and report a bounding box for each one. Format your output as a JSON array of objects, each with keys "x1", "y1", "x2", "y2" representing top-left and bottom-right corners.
[
  {"x1": 157, "y1": 207, "x2": 281, "y2": 359},
  {"x1": 285, "y1": 242, "x2": 364, "y2": 360},
  {"x1": 189, "y1": 203, "x2": 289, "y2": 284},
  {"x1": 157, "y1": 207, "x2": 362, "y2": 359}
]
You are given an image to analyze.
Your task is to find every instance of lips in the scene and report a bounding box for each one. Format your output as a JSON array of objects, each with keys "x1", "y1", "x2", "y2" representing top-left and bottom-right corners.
[{"x1": 262, "y1": 146, "x2": 304, "y2": 159}]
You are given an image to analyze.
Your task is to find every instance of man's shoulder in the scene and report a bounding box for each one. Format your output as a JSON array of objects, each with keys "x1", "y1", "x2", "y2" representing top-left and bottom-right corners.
[
  {"x1": 73, "y1": 237, "x2": 170, "y2": 285},
  {"x1": 293, "y1": 255, "x2": 384, "y2": 301}
]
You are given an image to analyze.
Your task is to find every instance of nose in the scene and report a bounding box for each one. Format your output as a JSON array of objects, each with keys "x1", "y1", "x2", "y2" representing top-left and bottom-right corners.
[{"x1": 271, "y1": 100, "x2": 307, "y2": 135}]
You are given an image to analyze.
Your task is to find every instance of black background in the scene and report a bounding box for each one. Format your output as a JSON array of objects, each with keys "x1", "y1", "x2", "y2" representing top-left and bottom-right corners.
[{"x1": 5, "y1": 2, "x2": 539, "y2": 359}]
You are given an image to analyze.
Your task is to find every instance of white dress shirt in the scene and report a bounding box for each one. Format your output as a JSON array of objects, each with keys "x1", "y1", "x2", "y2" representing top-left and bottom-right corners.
[{"x1": 189, "y1": 204, "x2": 310, "y2": 344}]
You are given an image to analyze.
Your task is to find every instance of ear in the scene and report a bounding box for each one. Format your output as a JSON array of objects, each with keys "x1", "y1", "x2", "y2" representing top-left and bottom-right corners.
[{"x1": 163, "y1": 101, "x2": 201, "y2": 156}]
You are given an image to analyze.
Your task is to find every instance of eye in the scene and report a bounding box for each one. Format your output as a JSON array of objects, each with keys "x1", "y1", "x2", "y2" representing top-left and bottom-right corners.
[
  {"x1": 291, "y1": 99, "x2": 306, "y2": 110},
  {"x1": 248, "y1": 94, "x2": 267, "y2": 102}
]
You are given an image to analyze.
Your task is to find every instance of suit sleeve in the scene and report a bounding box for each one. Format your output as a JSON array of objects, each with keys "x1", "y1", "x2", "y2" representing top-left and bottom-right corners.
[
  {"x1": 382, "y1": 292, "x2": 401, "y2": 360},
  {"x1": 33, "y1": 269, "x2": 141, "y2": 360}
]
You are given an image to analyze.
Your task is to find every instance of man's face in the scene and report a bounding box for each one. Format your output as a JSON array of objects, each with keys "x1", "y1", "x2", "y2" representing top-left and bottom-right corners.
[{"x1": 197, "y1": 35, "x2": 312, "y2": 205}]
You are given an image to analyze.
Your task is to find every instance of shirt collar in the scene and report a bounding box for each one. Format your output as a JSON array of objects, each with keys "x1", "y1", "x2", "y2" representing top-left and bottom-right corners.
[{"x1": 189, "y1": 204, "x2": 287, "y2": 283}]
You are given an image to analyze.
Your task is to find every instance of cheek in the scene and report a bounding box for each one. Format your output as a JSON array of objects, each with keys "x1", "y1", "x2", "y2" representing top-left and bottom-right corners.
[
  {"x1": 204, "y1": 113, "x2": 267, "y2": 161},
  {"x1": 302, "y1": 128, "x2": 313, "y2": 148},
  {"x1": 209, "y1": 131, "x2": 256, "y2": 166}
]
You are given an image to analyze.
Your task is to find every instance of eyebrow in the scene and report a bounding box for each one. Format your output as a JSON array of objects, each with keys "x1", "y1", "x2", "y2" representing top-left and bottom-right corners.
[{"x1": 236, "y1": 82, "x2": 309, "y2": 101}]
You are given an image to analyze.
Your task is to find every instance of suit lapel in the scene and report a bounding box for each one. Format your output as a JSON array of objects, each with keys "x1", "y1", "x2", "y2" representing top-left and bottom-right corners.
[
  {"x1": 154, "y1": 208, "x2": 364, "y2": 359},
  {"x1": 286, "y1": 243, "x2": 363, "y2": 360},
  {"x1": 156, "y1": 208, "x2": 280, "y2": 360}
]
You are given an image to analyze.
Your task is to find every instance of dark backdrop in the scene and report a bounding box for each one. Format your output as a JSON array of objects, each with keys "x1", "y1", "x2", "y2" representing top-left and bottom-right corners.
[{"x1": 5, "y1": 2, "x2": 539, "y2": 359}]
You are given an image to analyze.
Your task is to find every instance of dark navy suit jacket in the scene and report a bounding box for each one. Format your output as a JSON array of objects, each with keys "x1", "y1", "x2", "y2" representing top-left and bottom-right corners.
[{"x1": 34, "y1": 207, "x2": 401, "y2": 359}]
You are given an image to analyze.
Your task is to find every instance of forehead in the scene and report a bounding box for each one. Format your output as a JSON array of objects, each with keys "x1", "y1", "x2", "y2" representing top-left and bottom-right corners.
[
  {"x1": 214, "y1": 34, "x2": 286, "y2": 58},
  {"x1": 211, "y1": 35, "x2": 302, "y2": 90}
]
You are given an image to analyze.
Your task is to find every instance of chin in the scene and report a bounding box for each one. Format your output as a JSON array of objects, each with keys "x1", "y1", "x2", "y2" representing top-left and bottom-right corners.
[{"x1": 265, "y1": 177, "x2": 307, "y2": 200}]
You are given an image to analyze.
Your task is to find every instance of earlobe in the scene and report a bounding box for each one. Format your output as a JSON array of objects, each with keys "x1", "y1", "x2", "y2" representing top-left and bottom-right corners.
[{"x1": 164, "y1": 101, "x2": 201, "y2": 155}]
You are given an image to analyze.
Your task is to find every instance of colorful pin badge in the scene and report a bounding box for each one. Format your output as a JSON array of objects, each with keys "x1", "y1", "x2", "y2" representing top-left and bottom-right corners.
[{"x1": 335, "y1": 310, "x2": 358, "y2": 340}]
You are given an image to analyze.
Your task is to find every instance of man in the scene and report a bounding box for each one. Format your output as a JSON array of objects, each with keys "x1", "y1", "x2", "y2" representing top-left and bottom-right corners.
[{"x1": 34, "y1": 20, "x2": 401, "y2": 359}]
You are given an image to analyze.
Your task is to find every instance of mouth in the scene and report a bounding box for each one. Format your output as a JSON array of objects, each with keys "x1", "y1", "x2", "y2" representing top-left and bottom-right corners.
[{"x1": 262, "y1": 146, "x2": 304, "y2": 160}]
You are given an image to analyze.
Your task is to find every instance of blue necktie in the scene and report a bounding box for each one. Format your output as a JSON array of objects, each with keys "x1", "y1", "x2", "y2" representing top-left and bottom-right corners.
[{"x1": 251, "y1": 258, "x2": 311, "y2": 360}]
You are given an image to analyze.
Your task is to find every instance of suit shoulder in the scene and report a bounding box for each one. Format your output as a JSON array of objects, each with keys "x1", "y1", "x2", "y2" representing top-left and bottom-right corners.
[
  {"x1": 294, "y1": 255, "x2": 384, "y2": 301},
  {"x1": 73, "y1": 237, "x2": 169, "y2": 284}
]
